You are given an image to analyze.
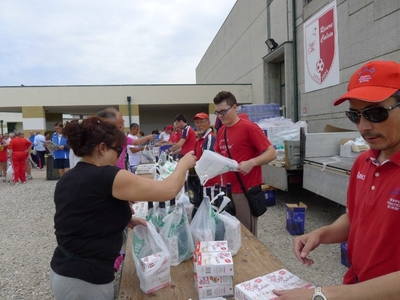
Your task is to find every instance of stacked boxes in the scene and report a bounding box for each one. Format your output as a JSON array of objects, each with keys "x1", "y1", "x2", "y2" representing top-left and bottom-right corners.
[
  {"x1": 286, "y1": 202, "x2": 307, "y2": 235},
  {"x1": 193, "y1": 241, "x2": 234, "y2": 299},
  {"x1": 235, "y1": 269, "x2": 313, "y2": 299}
]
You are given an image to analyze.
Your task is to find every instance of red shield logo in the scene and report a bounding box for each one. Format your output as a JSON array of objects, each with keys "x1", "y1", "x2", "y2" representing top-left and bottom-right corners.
[{"x1": 305, "y1": 7, "x2": 336, "y2": 85}]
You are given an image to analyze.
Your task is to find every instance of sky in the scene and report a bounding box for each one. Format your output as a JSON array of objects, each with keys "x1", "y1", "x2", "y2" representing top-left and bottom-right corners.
[{"x1": 0, "y1": 0, "x2": 236, "y2": 86}]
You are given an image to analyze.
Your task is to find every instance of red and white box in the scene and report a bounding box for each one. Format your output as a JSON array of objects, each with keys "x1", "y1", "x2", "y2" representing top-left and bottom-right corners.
[
  {"x1": 235, "y1": 269, "x2": 314, "y2": 300},
  {"x1": 140, "y1": 252, "x2": 162, "y2": 273},
  {"x1": 194, "y1": 241, "x2": 229, "y2": 270},
  {"x1": 194, "y1": 273, "x2": 233, "y2": 287},
  {"x1": 196, "y1": 251, "x2": 234, "y2": 276},
  {"x1": 197, "y1": 284, "x2": 234, "y2": 299}
]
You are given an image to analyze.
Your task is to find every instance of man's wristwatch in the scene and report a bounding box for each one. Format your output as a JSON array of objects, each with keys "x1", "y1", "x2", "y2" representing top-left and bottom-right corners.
[{"x1": 312, "y1": 287, "x2": 327, "y2": 300}]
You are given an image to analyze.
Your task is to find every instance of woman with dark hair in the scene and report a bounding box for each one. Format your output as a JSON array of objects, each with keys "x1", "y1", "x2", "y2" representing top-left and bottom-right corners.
[{"x1": 49, "y1": 116, "x2": 196, "y2": 300}]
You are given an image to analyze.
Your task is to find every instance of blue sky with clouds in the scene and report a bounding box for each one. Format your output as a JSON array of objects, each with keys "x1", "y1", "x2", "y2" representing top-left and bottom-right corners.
[{"x1": 0, "y1": 0, "x2": 236, "y2": 86}]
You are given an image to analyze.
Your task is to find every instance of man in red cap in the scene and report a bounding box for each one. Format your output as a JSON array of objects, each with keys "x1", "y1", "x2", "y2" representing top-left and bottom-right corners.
[
  {"x1": 274, "y1": 60, "x2": 400, "y2": 300},
  {"x1": 192, "y1": 112, "x2": 220, "y2": 187},
  {"x1": 193, "y1": 113, "x2": 215, "y2": 160}
]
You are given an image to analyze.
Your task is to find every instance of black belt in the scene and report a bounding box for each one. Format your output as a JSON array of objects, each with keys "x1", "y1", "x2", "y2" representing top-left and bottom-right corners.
[{"x1": 57, "y1": 245, "x2": 82, "y2": 259}]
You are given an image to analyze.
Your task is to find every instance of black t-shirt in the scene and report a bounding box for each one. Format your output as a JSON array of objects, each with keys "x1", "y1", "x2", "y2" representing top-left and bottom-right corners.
[{"x1": 50, "y1": 162, "x2": 131, "y2": 284}]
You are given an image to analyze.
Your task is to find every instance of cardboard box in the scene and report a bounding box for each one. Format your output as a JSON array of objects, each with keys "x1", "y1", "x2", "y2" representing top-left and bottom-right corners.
[
  {"x1": 262, "y1": 184, "x2": 276, "y2": 207},
  {"x1": 194, "y1": 274, "x2": 233, "y2": 287},
  {"x1": 341, "y1": 242, "x2": 350, "y2": 268},
  {"x1": 194, "y1": 241, "x2": 229, "y2": 270},
  {"x1": 196, "y1": 251, "x2": 234, "y2": 276},
  {"x1": 140, "y1": 252, "x2": 162, "y2": 272},
  {"x1": 340, "y1": 138, "x2": 369, "y2": 158},
  {"x1": 197, "y1": 284, "x2": 234, "y2": 299},
  {"x1": 286, "y1": 202, "x2": 307, "y2": 235},
  {"x1": 235, "y1": 269, "x2": 313, "y2": 300},
  {"x1": 138, "y1": 254, "x2": 171, "y2": 294}
]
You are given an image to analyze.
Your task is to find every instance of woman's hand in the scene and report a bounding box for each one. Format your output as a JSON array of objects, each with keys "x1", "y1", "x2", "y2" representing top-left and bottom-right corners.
[{"x1": 127, "y1": 216, "x2": 147, "y2": 229}]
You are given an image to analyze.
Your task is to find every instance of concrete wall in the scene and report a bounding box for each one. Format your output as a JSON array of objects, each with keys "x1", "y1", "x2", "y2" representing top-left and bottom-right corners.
[
  {"x1": 297, "y1": 0, "x2": 400, "y2": 132},
  {"x1": 196, "y1": 0, "x2": 268, "y2": 103}
]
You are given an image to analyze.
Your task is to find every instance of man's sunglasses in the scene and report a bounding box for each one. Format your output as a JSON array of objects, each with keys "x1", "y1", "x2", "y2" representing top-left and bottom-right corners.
[{"x1": 345, "y1": 102, "x2": 400, "y2": 124}]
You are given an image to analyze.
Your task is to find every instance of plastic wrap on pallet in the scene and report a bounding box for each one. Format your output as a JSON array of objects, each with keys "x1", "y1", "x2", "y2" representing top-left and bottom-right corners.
[{"x1": 237, "y1": 104, "x2": 280, "y2": 122}]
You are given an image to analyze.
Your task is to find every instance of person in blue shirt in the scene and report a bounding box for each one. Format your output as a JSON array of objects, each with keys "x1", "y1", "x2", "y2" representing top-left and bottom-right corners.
[{"x1": 52, "y1": 122, "x2": 70, "y2": 177}]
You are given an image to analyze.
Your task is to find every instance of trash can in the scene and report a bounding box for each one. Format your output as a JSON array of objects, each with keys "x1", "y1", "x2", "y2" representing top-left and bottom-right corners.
[{"x1": 46, "y1": 155, "x2": 60, "y2": 180}]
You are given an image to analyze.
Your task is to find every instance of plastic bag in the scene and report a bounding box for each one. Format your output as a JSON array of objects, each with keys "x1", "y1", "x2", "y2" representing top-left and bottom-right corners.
[
  {"x1": 159, "y1": 156, "x2": 177, "y2": 180},
  {"x1": 219, "y1": 211, "x2": 241, "y2": 255},
  {"x1": 176, "y1": 191, "x2": 194, "y2": 223},
  {"x1": 195, "y1": 150, "x2": 239, "y2": 185},
  {"x1": 7, "y1": 162, "x2": 13, "y2": 174},
  {"x1": 142, "y1": 146, "x2": 155, "y2": 162},
  {"x1": 190, "y1": 196, "x2": 216, "y2": 246},
  {"x1": 132, "y1": 222, "x2": 171, "y2": 294},
  {"x1": 160, "y1": 202, "x2": 194, "y2": 266}
]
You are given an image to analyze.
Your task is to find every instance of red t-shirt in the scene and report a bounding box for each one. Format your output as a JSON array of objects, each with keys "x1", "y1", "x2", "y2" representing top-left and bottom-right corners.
[
  {"x1": 343, "y1": 149, "x2": 400, "y2": 284},
  {"x1": 0, "y1": 142, "x2": 7, "y2": 161},
  {"x1": 180, "y1": 124, "x2": 196, "y2": 155},
  {"x1": 9, "y1": 137, "x2": 31, "y2": 152},
  {"x1": 170, "y1": 131, "x2": 182, "y2": 144},
  {"x1": 214, "y1": 119, "x2": 271, "y2": 194}
]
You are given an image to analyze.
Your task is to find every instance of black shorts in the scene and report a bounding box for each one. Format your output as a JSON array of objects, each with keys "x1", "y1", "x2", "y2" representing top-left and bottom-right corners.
[{"x1": 53, "y1": 159, "x2": 70, "y2": 169}]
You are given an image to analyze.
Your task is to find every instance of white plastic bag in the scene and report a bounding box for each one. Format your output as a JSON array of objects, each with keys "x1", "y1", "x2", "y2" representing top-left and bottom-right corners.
[
  {"x1": 219, "y1": 211, "x2": 241, "y2": 255},
  {"x1": 142, "y1": 146, "x2": 155, "y2": 162},
  {"x1": 160, "y1": 203, "x2": 194, "y2": 266},
  {"x1": 132, "y1": 222, "x2": 171, "y2": 294},
  {"x1": 195, "y1": 150, "x2": 239, "y2": 185},
  {"x1": 176, "y1": 191, "x2": 194, "y2": 223},
  {"x1": 190, "y1": 196, "x2": 216, "y2": 246},
  {"x1": 7, "y1": 162, "x2": 13, "y2": 174}
]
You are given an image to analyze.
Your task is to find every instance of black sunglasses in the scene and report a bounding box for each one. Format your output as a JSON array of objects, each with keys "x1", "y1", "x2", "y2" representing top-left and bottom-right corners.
[
  {"x1": 109, "y1": 146, "x2": 123, "y2": 157},
  {"x1": 345, "y1": 102, "x2": 400, "y2": 124}
]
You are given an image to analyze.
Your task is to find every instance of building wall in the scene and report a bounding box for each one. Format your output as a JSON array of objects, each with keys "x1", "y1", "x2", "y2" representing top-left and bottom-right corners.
[
  {"x1": 196, "y1": 0, "x2": 269, "y2": 103},
  {"x1": 196, "y1": 0, "x2": 400, "y2": 132},
  {"x1": 0, "y1": 83, "x2": 252, "y2": 133}
]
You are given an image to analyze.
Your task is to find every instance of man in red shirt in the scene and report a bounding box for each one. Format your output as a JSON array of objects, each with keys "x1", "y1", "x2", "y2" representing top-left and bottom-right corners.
[
  {"x1": 8, "y1": 131, "x2": 32, "y2": 184},
  {"x1": 166, "y1": 114, "x2": 196, "y2": 157},
  {"x1": 273, "y1": 61, "x2": 400, "y2": 300},
  {"x1": 213, "y1": 91, "x2": 276, "y2": 236}
]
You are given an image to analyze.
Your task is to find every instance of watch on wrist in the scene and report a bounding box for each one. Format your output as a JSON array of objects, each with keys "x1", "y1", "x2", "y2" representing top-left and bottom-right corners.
[{"x1": 312, "y1": 287, "x2": 327, "y2": 300}]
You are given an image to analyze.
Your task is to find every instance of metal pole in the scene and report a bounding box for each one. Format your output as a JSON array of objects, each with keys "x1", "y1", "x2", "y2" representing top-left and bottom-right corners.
[
  {"x1": 0, "y1": 120, "x2": 3, "y2": 135},
  {"x1": 127, "y1": 96, "x2": 132, "y2": 126}
]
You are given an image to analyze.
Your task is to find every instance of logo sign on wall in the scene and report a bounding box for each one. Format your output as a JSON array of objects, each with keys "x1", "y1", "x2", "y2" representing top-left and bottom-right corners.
[{"x1": 304, "y1": 1, "x2": 339, "y2": 92}]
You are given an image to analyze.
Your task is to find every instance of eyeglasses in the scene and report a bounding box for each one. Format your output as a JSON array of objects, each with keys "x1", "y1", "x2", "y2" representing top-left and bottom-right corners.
[
  {"x1": 109, "y1": 146, "x2": 123, "y2": 157},
  {"x1": 214, "y1": 107, "x2": 232, "y2": 116},
  {"x1": 345, "y1": 102, "x2": 400, "y2": 124}
]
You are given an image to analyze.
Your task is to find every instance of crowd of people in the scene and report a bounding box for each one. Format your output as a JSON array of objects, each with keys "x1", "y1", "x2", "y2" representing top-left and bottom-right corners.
[{"x1": 6, "y1": 60, "x2": 400, "y2": 300}]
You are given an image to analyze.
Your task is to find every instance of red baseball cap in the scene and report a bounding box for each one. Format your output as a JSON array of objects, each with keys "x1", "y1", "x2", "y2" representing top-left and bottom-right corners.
[
  {"x1": 193, "y1": 112, "x2": 209, "y2": 120},
  {"x1": 165, "y1": 125, "x2": 173, "y2": 131},
  {"x1": 333, "y1": 60, "x2": 400, "y2": 106}
]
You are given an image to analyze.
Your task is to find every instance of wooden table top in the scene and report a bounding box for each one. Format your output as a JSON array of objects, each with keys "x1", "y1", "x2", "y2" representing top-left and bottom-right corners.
[{"x1": 117, "y1": 224, "x2": 287, "y2": 300}]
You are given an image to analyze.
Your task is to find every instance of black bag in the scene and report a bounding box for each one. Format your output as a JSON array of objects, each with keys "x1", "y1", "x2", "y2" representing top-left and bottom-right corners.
[{"x1": 245, "y1": 185, "x2": 267, "y2": 217}]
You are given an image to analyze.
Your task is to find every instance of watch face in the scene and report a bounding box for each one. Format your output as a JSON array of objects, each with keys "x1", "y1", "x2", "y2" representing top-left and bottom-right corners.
[{"x1": 314, "y1": 296, "x2": 325, "y2": 300}]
